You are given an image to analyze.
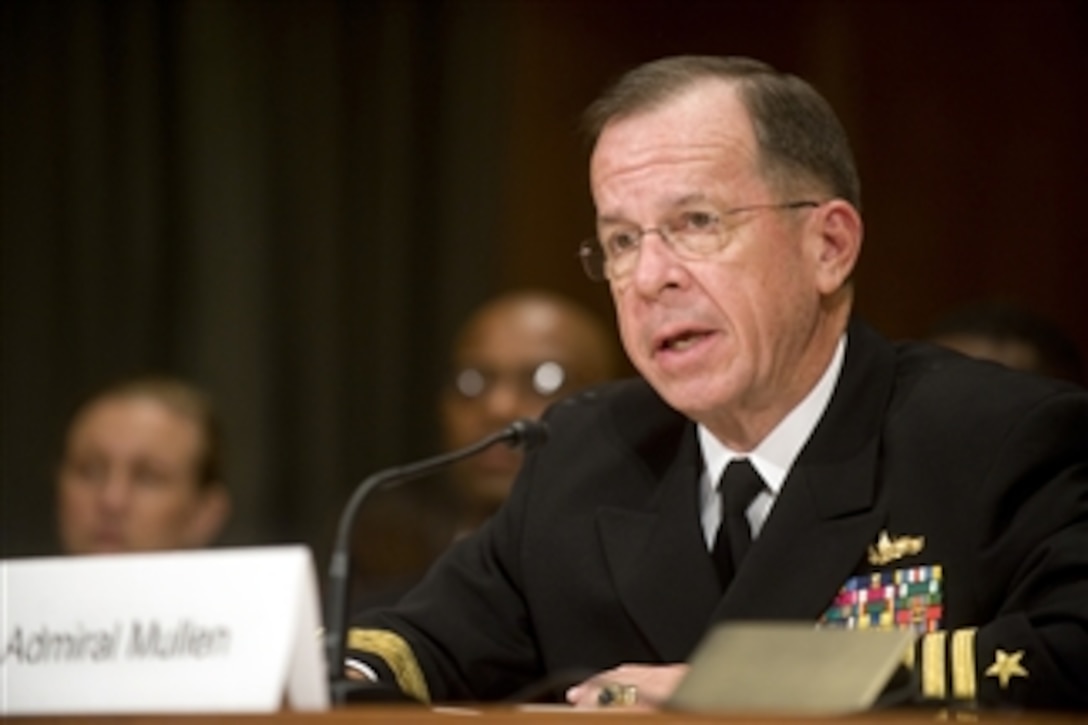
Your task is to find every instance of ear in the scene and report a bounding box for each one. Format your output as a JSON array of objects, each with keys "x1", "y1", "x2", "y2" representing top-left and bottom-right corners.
[
  {"x1": 810, "y1": 200, "x2": 863, "y2": 294},
  {"x1": 185, "y1": 485, "x2": 231, "y2": 548}
]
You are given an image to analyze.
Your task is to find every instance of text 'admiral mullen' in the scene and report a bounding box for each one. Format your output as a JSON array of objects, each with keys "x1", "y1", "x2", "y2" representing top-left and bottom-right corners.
[{"x1": 2, "y1": 619, "x2": 231, "y2": 665}]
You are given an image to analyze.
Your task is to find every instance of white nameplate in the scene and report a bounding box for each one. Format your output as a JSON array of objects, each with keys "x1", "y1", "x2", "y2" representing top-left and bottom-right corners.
[{"x1": 1, "y1": 546, "x2": 330, "y2": 714}]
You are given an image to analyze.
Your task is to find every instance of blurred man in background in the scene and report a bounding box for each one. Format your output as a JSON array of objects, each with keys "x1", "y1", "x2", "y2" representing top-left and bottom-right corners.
[
  {"x1": 439, "y1": 289, "x2": 621, "y2": 533},
  {"x1": 352, "y1": 290, "x2": 620, "y2": 603},
  {"x1": 928, "y1": 299, "x2": 1084, "y2": 385},
  {"x1": 56, "y1": 375, "x2": 231, "y2": 555}
]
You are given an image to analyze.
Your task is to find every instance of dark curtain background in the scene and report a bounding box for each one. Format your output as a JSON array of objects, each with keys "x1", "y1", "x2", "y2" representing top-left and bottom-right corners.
[
  {"x1": 1, "y1": 0, "x2": 511, "y2": 566},
  {"x1": 3, "y1": 1, "x2": 1086, "y2": 584}
]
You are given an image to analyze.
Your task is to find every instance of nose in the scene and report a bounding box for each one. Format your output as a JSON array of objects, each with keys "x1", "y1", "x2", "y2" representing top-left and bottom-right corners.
[
  {"x1": 97, "y1": 470, "x2": 133, "y2": 513},
  {"x1": 478, "y1": 380, "x2": 531, "y2": 424},
  {"x1": 628, "y1": 231, "x2": 686, "y2": 295}
]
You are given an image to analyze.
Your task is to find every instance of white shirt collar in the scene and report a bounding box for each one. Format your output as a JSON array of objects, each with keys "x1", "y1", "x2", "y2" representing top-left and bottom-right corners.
[{"x1": 698, "y1": 334, "x2": 847, "y2": 496}]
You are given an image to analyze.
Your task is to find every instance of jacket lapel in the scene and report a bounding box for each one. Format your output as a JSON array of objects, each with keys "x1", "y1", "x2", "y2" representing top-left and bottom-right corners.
[
  {"x1": 715, "y1": 439, "x2": 884, "y2": 621},
  {"x1": 597, "y1": 426, "x2": 723, "y2": 661},
  {"x1": 715, "y1": 319, "x2": 898, "y2": 623},
  {"x1": 596, "y1": 319, "x2": 899, "y2": 656}
]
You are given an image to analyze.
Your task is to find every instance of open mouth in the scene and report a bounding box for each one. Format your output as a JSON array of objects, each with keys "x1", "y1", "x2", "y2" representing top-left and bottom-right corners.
[{"x1": 659, "y1": 329, "x2": 712, "y2": 353}]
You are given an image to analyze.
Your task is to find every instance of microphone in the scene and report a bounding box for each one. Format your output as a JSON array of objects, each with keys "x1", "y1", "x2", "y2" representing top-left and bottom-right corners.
[{"x1": 324, "y1": 418, "x2": 549, "y2": 703}]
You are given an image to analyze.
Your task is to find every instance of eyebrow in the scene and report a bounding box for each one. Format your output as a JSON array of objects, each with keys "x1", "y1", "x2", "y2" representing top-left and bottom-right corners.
[{"x1": 596, "y1": 192, "x2": 715, "y2": 226}]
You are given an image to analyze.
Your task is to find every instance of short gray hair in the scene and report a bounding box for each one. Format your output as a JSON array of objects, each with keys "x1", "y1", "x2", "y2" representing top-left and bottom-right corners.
[{"x1": 583, "y1": 55, "x2": 861, "y2": 209}]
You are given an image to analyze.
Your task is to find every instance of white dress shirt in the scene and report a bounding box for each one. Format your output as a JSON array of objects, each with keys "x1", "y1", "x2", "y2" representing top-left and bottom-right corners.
[{"x1": 698, "y1": 336, "x2": 846, "y2": 548}]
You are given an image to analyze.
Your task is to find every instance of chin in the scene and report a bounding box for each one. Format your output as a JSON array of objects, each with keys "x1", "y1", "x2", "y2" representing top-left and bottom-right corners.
[
  {"x1": 470, "y1": 477, "x2": 515, "y2": 503},
  {"x1": 657, "y1": 378, "x2": 734, "y2": 420}
]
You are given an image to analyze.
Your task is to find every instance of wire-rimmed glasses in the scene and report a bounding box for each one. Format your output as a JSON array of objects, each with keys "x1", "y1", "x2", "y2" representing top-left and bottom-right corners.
[{"x1": 578, "y1": 200, "x2": 821, "y2": 282}]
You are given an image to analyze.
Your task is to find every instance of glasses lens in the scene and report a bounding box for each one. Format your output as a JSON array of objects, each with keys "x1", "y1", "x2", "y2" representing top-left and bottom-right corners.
[
  {"x1": 451, "y1": 364, "x2": 568, "y2": 400},
  {"x1": 578, "y1": 240, "x2": 607, "y2": 281},
  {"x1": 455, "y1": 368, "x2": 489, "y2": 398},
  {"x1": 531, "y1": 361, "x2": 566, "y2": 396}
]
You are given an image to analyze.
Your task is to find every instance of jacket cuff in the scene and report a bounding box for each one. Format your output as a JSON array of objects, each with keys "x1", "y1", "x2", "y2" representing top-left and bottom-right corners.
[{"x1": 346, "y1": 627, "x2": 432, "y2": 703}]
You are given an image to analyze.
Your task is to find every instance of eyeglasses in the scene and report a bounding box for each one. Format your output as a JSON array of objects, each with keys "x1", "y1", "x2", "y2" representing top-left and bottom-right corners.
[
  {"x1": 450, "y1": 361, "x2": 569, "y2": 401},
  {"x1": 578, "y1": 200, "x2": 821, "y2": 282}
]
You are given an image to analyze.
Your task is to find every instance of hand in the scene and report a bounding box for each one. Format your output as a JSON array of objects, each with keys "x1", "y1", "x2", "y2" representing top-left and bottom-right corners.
[{"x1": 565, "y1": 663, "x2": 689, "y2": 710}]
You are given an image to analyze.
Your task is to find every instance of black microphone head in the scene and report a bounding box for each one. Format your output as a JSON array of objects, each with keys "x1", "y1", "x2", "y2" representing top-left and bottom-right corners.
[{"x1": 505, "y1": 418, "x2": 549, "y2": 451}]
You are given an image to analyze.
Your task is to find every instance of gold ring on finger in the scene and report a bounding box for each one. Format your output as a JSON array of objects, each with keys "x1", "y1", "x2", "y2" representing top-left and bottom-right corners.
[{"x1": 597, "y1": 682, "x2": 638, "y2": 707}]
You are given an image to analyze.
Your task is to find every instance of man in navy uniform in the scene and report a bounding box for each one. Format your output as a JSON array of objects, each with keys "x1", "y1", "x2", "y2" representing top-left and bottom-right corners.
[{"x1": 346, "y1": 55, "x2": 1087, "y2": 710}]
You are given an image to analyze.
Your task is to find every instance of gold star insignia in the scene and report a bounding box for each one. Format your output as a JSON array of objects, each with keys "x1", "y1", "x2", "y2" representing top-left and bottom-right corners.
[{"x1": 985, "y1": 649, "x2": 1028, "y2": 689}]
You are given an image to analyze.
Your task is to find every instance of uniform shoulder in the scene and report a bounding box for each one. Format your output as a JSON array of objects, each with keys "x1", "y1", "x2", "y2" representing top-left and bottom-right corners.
[
  {"x1": 891, "y1": 338, "x2": 1087, "y2": 417},
  {"x1": 542, "y1": 376, "x2": 689, "y2": 453}
]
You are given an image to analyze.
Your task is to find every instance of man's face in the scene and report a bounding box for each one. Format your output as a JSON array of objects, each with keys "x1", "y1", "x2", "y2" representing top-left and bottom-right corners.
[
  {"x1": 57, "y1": 396, "x2": 216, "y2": 554},
  {"x1": 590, "y1": 82, "x2": 827, "y2": 434},
  {"x1": 441, "y1": 301, "x2": 601, "y2": 511}
]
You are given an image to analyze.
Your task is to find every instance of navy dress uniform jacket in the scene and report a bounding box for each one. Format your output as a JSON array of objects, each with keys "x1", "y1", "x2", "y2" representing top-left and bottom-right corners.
[{"x1": 349, "y1": 319, "x2": 1088, "y2": 709}]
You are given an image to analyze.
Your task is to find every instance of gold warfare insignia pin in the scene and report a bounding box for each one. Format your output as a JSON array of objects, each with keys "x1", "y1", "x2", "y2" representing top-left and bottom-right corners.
[
  {"x1": 985, "y1": 649, "x2": 1028, "y2": 689},
  {"x1": 868, "y1": 530, "x2": 925, "y2": 566}
]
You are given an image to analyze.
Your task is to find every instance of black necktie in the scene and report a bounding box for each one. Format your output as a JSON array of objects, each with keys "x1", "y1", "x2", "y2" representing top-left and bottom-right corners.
[{"x1": 710, "y1": 458, "x2": 766, "y2": 586}]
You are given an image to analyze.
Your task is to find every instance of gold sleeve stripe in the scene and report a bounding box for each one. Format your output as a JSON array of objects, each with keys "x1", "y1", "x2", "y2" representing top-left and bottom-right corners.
[
  {"x1": 921, "y1": 630, "x2": 948, "y2": 700},
  {"x1": 903, "y1": 637, "x2": 916, "y2": 670},
  {"x1": 347, "y1": 628, "x2": 431, "y2": 703},
  {"x1": 951, "y1": 627, "x2": 978, "y2": 701}
]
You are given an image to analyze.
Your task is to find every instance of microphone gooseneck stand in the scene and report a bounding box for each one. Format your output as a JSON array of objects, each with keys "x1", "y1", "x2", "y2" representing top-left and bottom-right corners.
[{"x1": 324, "y1": 419, "x2": 549, "y2": 704}]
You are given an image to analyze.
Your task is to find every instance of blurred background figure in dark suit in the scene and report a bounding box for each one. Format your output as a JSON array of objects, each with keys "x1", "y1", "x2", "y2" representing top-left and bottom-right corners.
[
  {"x1": 56, "y1": 375, "x2": 231, "y2": 555},
  {"x1": 439, "y1": 289, "x2": 621, "y2": 533},
  {"x1": 353, "y1": 290, "x2": 620, "y2": 604},
  {"x1": 928, "y1": 300, "x2": 1084, "y2": 385}
]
